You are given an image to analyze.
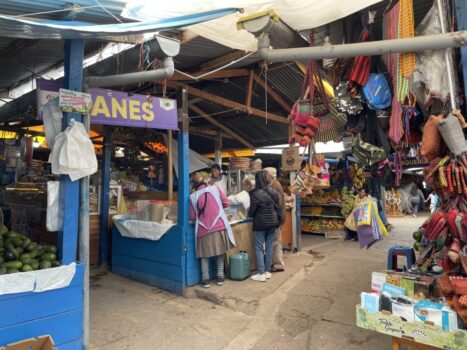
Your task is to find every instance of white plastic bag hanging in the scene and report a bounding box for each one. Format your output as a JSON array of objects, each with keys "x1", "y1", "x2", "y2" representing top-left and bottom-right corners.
[
  {"x1": 42, "y1": 96, "x2": 63, "y2": 150},
  {"x1": 46, "y1": 181, "x2": 62, "y2": 231},
  {"x1": 50, "y1": 119, "x2": 98, "y2": 181}
]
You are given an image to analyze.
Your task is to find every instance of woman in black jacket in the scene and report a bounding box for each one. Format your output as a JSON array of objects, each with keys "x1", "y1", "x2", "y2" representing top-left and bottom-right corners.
[{"x1": 248, "y1": 171, "x2": 281, "y2": 282}]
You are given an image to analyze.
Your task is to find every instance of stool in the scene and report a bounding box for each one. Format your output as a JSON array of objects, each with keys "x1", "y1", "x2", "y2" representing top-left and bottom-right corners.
[{"x1": 387, "y1": 246, "x2": 416, "y2": 271}]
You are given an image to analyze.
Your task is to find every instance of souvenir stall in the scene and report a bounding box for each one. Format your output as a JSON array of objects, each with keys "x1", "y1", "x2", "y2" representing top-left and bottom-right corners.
[{"x1": 353, "y1": 0, "x2": 467, "y2": 348}]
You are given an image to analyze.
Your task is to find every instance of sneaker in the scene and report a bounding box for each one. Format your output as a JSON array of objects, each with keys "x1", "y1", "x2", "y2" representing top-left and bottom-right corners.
[
  {"x1": 265, "y1": 272, "x2": 272, "y2": 279},
  {"x1": 250, "y1": 273, "x2": 266, "y2": 282},
  {"x1": 201, "y1": 280, "x2": 210, "y2": 288},
  {"x1": 216, "y1": 276, "x2": 224, "y2": 286}
]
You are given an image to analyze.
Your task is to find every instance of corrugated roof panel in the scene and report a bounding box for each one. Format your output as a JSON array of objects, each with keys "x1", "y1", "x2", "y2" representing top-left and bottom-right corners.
[{"x1": 0, "y1": 0, "x2": 128, "y2": 24}]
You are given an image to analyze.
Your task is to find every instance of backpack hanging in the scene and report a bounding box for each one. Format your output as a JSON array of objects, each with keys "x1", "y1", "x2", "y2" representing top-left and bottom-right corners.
[{"x1": 362, "y1": 74, "x2": 392, "y2": 110}]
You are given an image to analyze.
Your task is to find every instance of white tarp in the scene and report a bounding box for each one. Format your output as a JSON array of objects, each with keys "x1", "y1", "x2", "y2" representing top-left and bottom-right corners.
[
  {"x1": 0, "y1": 9, "x2": 237, "y2": 39},
  {"x1": 122, "y1": 0, "x2": 383, "y2": 51},
  {"x1": 163, "y1": 135, "x2": 213, "y2": 177},
  {"x1": 0, "y1": 263, "x2": 76, "y2": 296},
  {"x1": 113, "y1": 215, "x2": 175, "y2": 241}
]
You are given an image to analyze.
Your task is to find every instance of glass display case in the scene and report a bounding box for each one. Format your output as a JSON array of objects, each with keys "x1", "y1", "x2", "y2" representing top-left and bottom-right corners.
[{"x1": 227, "y1": 169, "x2": 254, "y2": 195}]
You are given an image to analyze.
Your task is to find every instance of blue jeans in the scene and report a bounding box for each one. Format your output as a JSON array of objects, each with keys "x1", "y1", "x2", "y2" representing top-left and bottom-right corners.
[{"x1": 254, "y1": 228, "x2": 276, "y2": 274}]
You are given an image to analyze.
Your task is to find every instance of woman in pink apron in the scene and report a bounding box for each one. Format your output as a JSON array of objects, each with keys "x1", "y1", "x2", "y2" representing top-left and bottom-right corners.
[{"x1": 189, "y1": 172, "x2": 235, "y2": 288}]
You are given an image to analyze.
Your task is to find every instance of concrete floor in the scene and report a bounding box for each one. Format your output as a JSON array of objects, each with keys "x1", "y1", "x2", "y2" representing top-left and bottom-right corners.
[{"x1": 90, "y1": 214, "x2": 426, "y2": 350}]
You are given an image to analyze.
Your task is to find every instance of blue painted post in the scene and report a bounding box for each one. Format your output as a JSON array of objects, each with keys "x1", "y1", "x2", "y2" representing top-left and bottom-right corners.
[
  {"x1": 59, "y1": 39, "x2": 84, "y2": 264},
  {"x1": 456, "y1": 0, "x2": 467, "y2": 115},
  {"x1": 99, "y1": 126, "x2": 112, "y2": 265},
  {"x1": 177, "y1": 87, "x2": 189, "y2": 288}
]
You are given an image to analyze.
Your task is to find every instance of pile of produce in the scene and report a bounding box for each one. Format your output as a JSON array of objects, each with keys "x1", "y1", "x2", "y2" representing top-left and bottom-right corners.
[
  {"x1": 301, "y1": 218, "x2": 344, "y2": 233},
  {"x1": 340, "y1": 186, "x2": 355, "y2": 217},
  {"x1": 412, "y1": 228, "x2": 423, "y2": 253},
  {"x1": 0, "y1": 226, "x2": 60, "y2": 274},
  {"x1": 302, "y1": 206, "x2": 323, "y2": 215},
  {"x1": 303, "y1": 188, "x2": 342, "y2": 204},
  {"x1": 349, "y1": 164, "x2": 365, "y2": 189}
]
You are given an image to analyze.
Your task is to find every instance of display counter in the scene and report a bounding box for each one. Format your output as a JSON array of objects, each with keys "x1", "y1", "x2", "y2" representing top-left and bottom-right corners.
[{"x1": 111, "y1": 218, "x2": 256, "y2": 293}]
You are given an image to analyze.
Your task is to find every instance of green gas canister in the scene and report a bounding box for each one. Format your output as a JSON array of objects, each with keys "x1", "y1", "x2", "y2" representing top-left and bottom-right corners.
[{"x1": 229, "y1": 251, "x2": 250, "y2": 280}]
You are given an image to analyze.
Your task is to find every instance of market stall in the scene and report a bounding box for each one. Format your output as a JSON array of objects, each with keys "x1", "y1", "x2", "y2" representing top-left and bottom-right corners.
[{"x1": 0, "y1": 40, "x2": 86, "y2": 349}]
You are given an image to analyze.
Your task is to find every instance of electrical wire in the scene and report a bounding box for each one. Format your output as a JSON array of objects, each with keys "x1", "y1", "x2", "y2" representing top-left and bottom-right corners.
[
  {"x1": 15, "y1": 5, "x2": 101, "y2": 18},
  {"x1": 174, "y1": 51, "x2": 256, "y2": 81},
  {"x1": 94, "y1": 0, "x2": 123, "y2": 23}
]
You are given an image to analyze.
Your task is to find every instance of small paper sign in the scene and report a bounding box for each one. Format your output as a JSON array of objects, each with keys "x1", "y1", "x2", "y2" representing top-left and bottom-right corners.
[
  {"x1": 281, "y1": 146, "x2": 301, "y2": 172},
  {"x1": 59, "y1": 88, "x2": 92, "y2": 114}
]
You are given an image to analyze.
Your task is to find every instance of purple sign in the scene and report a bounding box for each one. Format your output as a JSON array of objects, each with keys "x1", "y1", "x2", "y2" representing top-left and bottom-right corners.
[
  {"x1": 37, "y1": 79, "x2": 178, "y2": 130},
  {"x1": 89, "y1": 88, "x2": 177, "y2": 130}
]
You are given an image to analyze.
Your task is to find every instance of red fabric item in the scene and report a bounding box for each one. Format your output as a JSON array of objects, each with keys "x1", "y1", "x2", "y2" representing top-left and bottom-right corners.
[{"x1": 346, "y1": 29, "x2": 371, "y2": 86}]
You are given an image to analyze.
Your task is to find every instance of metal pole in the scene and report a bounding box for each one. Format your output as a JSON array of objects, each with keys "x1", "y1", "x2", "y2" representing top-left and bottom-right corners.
[
  {"x1": 99, "y1": 126, "x2": 112, "y2": 265},
  {"x1": 167, "y1": 130, "x2": 173, "y2": 200},
  {"x1": 257, "y1": 30, "x2": 467, "y2": 62},
  {"x1": 79, "y1": 110, "x2": 90, "y2": 350},
  {"x1": 437, "y1": 0, "x2": 457, "y2": 109},
  {"x1": 215, "y1": 130, "x2": 222, "y2": 166}
]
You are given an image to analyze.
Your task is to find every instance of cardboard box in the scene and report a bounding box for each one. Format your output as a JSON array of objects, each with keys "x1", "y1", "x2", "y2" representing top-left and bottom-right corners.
[
  {"x1": 361, "y1": 292, "x2": 380, "y2": 313},
  {"x1": 391, "y1": 299, "x2": 415, "y2": 322},
  {"x1": 399, "y1": 277, "x2": 416, "y2": 298},
  {"x1": 382, "y1": 282, "x2": 406, "y2": 297},
  {"x1": 371, "y1": 272, "x2": 388, "y2": 294},
  {"x1": 414, "y1": 277, "x2": 436, "y2": 300},
  {"x1": 0, "y1": 336, "x2": 56, "y2": 350},
  {"x1": 414, "y1": 300, "x2": 458, "y2": 331}
]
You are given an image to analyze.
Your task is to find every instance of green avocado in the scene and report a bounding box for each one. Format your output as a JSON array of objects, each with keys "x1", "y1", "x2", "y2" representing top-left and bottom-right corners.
[
  {"x1": 3, "y1": 260, "x2": 23, "y2": 269},
  {"x1": 39, "y1": 260, "x2": 52, "y2": 269},
  {"x1": 7, "y1": 267, "x2": 19, "y2": 274},
  {"x1": 41, "y1": 253, "x2": 56, "y2": 262},
  {"x1": 21, "y1": 264, "x2": 33, "y2": 272}
]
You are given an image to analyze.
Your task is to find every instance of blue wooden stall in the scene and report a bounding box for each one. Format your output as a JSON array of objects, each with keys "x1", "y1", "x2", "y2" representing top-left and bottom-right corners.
[
  {"x1": 0, "y1": 39, "x2": 85, "y2": 349},
  {"x1": 111, "y1": 87, "x2": 197, "y2": 293}
]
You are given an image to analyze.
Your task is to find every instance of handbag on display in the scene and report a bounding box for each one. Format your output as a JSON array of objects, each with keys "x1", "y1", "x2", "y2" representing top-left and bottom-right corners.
[
  {"x1": 352, "y1": 134, "x2": 387, "y2": 167},
  {"x1": 289, "y1": 30, "x2": 329, "y2": 146},
  {"x1": 420, "y1": 114, "x2": 445, "y2": 161},
  {"x1": 335, "y1": 81, "x2": 363, "y2": 115},
  {"x1": 437, "y1": 112, "x2": 467, "y2": 156}
]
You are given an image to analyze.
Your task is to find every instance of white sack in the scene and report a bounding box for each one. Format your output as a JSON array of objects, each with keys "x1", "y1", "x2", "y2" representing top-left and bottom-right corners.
[
  {"x1": 50, "y1": 119, "x2": 98, "y2": 181},
  {"x1": 42, "y1": 96, "x2": 63, "y2": 150},
  {"x1": 46, "y1": 181, "x2": 62, "y2": 232},
  {"x1": 113, "y1": 215, "x2": 175, "y2": 241}
]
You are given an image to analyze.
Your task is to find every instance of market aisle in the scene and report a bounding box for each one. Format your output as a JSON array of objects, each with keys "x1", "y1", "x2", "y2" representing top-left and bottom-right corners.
[{"x1": 89, "y1": 214, "x2": 426, "y2": 350}]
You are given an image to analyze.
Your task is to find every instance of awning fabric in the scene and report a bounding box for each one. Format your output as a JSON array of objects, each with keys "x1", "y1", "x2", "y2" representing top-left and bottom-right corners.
[
  {"x1": 163, "y1": 135, "x2": 213, "y2": 178},
  {"x1": 0, "y1": 8, "x2": 236, "y2": 39},
  {"x1": 122, "y1": 0, "x2": 383, "y2": 51}
]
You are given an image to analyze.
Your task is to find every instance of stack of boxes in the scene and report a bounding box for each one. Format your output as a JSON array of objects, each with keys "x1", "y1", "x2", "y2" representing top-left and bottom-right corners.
[{"x1": 361, "y1": 271, "x2": 460, "y2": 331}]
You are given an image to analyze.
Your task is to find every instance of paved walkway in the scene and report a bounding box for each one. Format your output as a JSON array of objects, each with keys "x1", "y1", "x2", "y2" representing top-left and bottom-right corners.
[{"x1": 90, "y1": 214, "x2": 426, "y2": 349}]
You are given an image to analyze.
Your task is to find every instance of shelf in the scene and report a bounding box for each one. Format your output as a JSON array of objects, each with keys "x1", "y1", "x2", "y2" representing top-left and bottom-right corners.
[
  {"x1": 301, "y1": 214, "x2": 345, "y2": 219},
  {"x1": 302, "y1": 229, "x2": 344, "y2": 234},
  {"x1": 301, "y1": 203, "x2": 342, "y2": 207}
]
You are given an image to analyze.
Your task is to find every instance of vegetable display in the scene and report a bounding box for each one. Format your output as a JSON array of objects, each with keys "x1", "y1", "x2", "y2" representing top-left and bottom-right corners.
[{"x1": 0, "y1": 226, "x2": 60, "y2": 274}]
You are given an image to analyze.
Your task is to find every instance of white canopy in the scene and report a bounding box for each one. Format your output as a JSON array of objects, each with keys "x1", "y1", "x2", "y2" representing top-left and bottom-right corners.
[{"x1": 122, "y1": 0, "x2": 383, "y2": 51}]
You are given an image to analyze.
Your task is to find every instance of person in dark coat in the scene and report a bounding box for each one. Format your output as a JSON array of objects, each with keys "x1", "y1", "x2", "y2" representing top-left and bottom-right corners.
[{"x1": 248, "y1": 171, "x2": 281, "y2": 282}]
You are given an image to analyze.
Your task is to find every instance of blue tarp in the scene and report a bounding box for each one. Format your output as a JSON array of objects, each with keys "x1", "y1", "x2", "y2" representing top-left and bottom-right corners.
[{"x1": 0, "y1": 8, "x2": 237, "y2": 39}]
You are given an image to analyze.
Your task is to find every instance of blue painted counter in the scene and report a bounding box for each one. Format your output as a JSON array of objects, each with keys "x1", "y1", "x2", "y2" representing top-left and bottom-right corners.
[
  {"x1": 111, "y1": 219, "x2": 254, "y2": 294},
  {"x1": 0, "y1": 263, "x2": 84, "y2": 349}
]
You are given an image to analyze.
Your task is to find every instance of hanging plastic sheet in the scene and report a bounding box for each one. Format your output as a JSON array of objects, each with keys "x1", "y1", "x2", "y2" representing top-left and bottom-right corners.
[
  {"x1": 123, "y1": 0, "x2": 384, "y2": 51},
  {"x1": 0, "y1": 8, "x2": 237, "y2": 39}
]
